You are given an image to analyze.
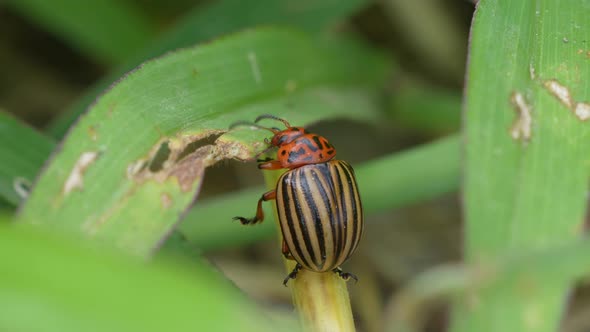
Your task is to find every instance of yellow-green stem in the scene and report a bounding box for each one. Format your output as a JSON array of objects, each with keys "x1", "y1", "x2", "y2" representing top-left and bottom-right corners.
[{"x1": 262, "y1": 170, "x2": 356, "y2": 332}]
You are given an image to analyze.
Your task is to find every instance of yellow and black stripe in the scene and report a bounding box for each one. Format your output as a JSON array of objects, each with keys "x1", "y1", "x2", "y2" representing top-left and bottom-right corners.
[{"x1": 276, "y1": 160, "x2": 363, "y2": 272}]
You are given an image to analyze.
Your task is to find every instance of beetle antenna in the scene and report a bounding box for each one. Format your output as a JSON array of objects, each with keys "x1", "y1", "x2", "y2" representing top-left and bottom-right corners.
[
  {"x1": 254, "y1": 114, "x2": 291, "y2": 128},
  {"x1": 254, "y1": 144, "x2": 276, "y2": 159},
  {"x1": 229, "y1": 121, "x2": 278, "y2": 134}
]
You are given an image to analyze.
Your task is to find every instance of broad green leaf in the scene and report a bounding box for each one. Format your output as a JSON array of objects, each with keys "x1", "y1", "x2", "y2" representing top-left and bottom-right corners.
[
  {"x1": 180, "y1": 135, "x2": 460, "y2": 251},
  {"x1": 0, "y1": 224, "x2": 292, "y2": 332},
  {"x1": 0, "y1": 111, "x2": 55, "y2": 206},
  {"x1": 455, "y1": 1, "x2": 590, "y2": 331},
  {"x1": 18, "y1": 28, "x2": 389, "y2": 257},
  {"x1": 48, "y1": 0, "x2": 369, "y2": 136},
  {"x1": 4, "y1": 0, "x2": 154, "y2": 64}
]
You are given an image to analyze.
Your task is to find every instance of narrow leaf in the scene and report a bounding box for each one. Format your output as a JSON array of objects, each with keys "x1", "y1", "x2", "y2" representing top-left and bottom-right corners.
[
  {"x1": 18, "y1": 28, "x2": 389, "y2": 258},
  {"x1": 5, "y1": 0, "x2": 154, "y2": 64},
  {"x1": 456, "y1": 1, "x2": 590, "y2": 331},
  {"x1": 0, "y1": 111, "x2": 55, "y2": 205},
  {"x1": 48, "y1": 0, "x2": 370, "y2": 136}
]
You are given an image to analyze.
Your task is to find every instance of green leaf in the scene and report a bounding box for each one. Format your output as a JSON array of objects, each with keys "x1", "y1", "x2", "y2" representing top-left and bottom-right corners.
[
  {"x1": 48, "y1": 0, "x2": 369, "y2": 136},
  {"x1": 0, "y1": 224, "x2": 291, "y2": 332},
  {"x1": 0, "y1": 111, "x2": 55, "y2": 206},
  {"x1": 18, "y1": 28, "x2": 389, "y2": 257},
  {"x1": 455, "y1": 0, "x2": 590, "y2": 331},
  {"x1": 157, "y1": 0, "x2": 369, "y2": 48},
  {"x1": 4, "y1": 0, "x2": 154, "y2": 64},
  {"x1": 180, "y1": 135, "x2": 460, "y2": 251}
]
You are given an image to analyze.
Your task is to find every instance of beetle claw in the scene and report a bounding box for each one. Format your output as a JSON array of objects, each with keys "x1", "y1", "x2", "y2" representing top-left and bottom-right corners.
[
  {"x1": 283, "y1": 264, "x2": 302, "y2": 286},
  {"x1": 232, "y1": 216, "x2": 257, "y2": 225},
  {"x1": 333, "y1": 268, "x2": 358, "y2": 283}
]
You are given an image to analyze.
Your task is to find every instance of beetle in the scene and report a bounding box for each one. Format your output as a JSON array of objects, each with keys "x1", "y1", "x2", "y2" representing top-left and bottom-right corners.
[{"x1": 232, "y1": 115, "x2": 364, "y2": 285}]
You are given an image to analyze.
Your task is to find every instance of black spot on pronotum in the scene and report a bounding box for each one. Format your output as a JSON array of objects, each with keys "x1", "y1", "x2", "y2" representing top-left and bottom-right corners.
[
  {"x1": 281, "y1": 150, "x2": 287, "y2": 156},
  {"x1": 312, "y1": 136, "x2": 324, "y2": 150},
  {"x1": 326, "y1": 149, "x2": 335, "y2": 155}
]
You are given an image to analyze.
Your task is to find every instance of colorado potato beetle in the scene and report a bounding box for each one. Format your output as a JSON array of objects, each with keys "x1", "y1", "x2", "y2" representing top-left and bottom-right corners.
[{"x1": 232, "y1": 115, "x2": 364, "y2": 285}]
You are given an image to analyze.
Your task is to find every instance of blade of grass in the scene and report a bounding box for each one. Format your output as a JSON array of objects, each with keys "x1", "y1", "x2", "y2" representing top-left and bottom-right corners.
[
  {"x1": 455, "y1": 1, "x2": 590, "y2": 331},
  {"x1": 18, "y1": 28, "x2": 389, "y2": 258},
  {"x1": 0, "y1": 223, "x2": 294, "y2": 332},
  {"x1": 48, "y1": 0, "x2": 370, "y2": 136},
  {"x1": 0, "y1": 111, "x2": 55, "y2": 206},
  {"x1": 4, "y1": 0, "x2": 154, "y2": 64},
  {"x1": 179, "y1": 135, "x2": 460, "y2": 251}
]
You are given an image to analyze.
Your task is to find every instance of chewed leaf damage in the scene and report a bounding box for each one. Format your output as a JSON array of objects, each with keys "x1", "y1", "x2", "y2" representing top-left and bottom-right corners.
[
  {"x1": 544, "y1": 79, "x2": 573, "y2": 108},
  {"x1": 63, "y1": 151, "x2": 101, "y2": 195},
  {"x1": 543, "y1": 79, "x2": 590, "y2": 121},
  {"x1": 128, "y1": 130, "x2": 262, "y2": 192},
  {"x1": 509, "y1": 92, "x2": 533, "y2": 142},
  {"x1": 574, "y1": 103, "x2": 590, "y2": 121}
]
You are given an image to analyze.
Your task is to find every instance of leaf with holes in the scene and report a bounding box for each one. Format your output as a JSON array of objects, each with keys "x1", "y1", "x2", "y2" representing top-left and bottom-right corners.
[
  {"x1": 18, "y1": 28, "x2": 389, "y2": 257},
  {"x1": 454, "y1": 1, "x2": 590, "y2": 331}
]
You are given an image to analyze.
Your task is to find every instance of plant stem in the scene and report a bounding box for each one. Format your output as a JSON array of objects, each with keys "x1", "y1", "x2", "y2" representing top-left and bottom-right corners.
[{"x1": 262, "y1": 170, "x2": 356, "y2": 332}]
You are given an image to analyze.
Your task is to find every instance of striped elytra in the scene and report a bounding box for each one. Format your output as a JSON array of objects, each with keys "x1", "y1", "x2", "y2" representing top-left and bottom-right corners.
[
  {"x1": 231, "y1": 115, "x2": 363, "y2": 283},
  {"x1": 276, "y1": 159, "x2": 363, "y2": 272}
]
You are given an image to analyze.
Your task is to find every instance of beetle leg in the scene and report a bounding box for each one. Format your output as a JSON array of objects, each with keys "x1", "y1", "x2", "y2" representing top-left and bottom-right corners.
[
  {"x1": 258, "y1": 160, "x2": 284, "y2": 170},
  {"x1": 283, "y1": 263, "x2": 302, "y2": 286},
  {"x1": 233, "y1": 190, "x2": 276, "y2": 225},
  {"x1": 281, "y1": 239, "x2": 295, "y2": 260},
  {"x1": 333, "y1": 267, "x2": 358, "y2": 283}
]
